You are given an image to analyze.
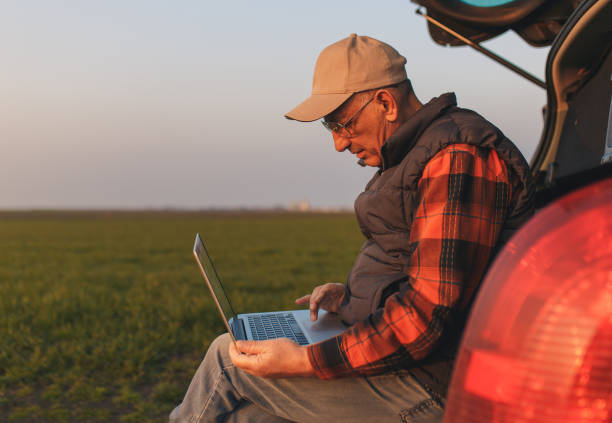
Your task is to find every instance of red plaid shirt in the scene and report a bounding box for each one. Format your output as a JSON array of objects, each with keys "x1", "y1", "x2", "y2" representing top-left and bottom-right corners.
[{"x1": 307, "y1": 144, "x2": 513, "y2": 379}]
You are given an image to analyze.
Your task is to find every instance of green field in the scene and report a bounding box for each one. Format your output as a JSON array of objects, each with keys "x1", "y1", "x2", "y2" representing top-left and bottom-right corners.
[{"x1": 0, "y1": 211, "x2": 363, "y2": 422}]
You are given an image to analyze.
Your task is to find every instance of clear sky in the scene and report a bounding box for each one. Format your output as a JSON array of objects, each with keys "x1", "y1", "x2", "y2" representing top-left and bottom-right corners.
[{"x1": 1, "y1": 0, "x2": 549, "y2": 209}]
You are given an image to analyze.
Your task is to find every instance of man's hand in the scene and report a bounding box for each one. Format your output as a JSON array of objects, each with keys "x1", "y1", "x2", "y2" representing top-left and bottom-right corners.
[
  {"x1": 295, "y1": 283, "x2": 346, "y2": 321},
  {"x1": 229, "y1": 338, "x2": 315, "y2": 378}
]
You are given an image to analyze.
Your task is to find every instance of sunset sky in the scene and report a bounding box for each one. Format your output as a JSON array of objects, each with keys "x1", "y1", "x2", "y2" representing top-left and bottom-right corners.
[{"x1": 1, "y1": 0, "x2": 549, "y2": 209}]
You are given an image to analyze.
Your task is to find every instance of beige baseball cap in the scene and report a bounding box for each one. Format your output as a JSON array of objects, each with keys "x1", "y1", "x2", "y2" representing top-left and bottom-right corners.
[{"x1": 285, "y1": 34, "x2": 407, "y2": 122}]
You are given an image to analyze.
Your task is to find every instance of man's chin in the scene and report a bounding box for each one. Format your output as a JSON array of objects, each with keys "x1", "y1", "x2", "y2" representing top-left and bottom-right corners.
[{"x1": 357, "y1": 156, "x2": 381, "y2": 167}]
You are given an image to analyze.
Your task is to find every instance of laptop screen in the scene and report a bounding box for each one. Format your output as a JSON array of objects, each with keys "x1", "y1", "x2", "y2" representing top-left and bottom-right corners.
[{"x1": 193, "y1": 234, "x2": 237, "y2": 323}]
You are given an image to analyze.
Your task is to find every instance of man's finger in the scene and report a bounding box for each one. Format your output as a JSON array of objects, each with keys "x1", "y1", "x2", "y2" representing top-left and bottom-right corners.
[
  {"x1": 229, "y1": 340, "x2": 240, "y2": 358},
  {"x1": 308, "y1": 288, "x2": 324, "y2": 321},
  {"x1": 309, "y1": 301, "x2": 319, "y2": 321},
  {"x1": 230, "y1": 342, "x2": 259, "y2": 371},
  {"x1": 295, "y1": 294, "x2": 310, "y2": 305},
  {"x1": 229, "y1": 341, "x2": 246, "y2": 364},
  {"x1": 235, "y1": 340, "x2": 266, "y2": 355}
]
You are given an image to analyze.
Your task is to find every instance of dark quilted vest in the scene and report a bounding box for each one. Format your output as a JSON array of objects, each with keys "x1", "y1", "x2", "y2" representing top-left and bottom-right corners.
[{"x1": 340, "y1": 93, "x2": 534, "y2": 398}]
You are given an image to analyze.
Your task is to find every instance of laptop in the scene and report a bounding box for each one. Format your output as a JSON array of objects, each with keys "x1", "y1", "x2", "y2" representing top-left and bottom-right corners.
[{"x1": 193, "y1": 233, "x2": 347, "y2": 345}]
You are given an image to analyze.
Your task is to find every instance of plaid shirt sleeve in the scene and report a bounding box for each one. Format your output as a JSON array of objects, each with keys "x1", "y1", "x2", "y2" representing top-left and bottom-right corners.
[{"x1": 307, "y1": 144, "x2": 513, "y2": 379}]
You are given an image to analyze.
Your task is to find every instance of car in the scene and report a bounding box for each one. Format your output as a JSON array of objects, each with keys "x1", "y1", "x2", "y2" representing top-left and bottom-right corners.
[{"x1": 410, "y1": 0, "x2": 612, "y2": 421}]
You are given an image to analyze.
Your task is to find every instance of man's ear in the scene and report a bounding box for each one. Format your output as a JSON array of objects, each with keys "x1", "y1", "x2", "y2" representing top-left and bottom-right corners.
[{"x1": 374, "y1": 89, "x2": 399, "y2": 122}]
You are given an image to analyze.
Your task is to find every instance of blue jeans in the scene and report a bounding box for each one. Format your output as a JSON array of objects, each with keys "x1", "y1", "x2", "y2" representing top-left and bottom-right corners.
[{"x1": 169, "y1": 334, "x2": 444, "y2": 423}]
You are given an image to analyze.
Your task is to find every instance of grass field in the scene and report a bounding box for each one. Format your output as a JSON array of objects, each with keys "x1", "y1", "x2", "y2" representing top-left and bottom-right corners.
[{"x1": 0, "y1": 211, "x2": 363, "y2": 422}]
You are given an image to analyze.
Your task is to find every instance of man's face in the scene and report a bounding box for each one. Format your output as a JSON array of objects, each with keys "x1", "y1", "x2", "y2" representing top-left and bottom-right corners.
[{"x1": 323, "y1": 95, "x2": 386, "y2": 167}]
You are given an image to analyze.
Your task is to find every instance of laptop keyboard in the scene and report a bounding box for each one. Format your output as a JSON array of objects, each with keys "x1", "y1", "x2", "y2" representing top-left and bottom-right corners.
[{"x1": 247, "y1": 313, "x2": 308, "y2": 345}]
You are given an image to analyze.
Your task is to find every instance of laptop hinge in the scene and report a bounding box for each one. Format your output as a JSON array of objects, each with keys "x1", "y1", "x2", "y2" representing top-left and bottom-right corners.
[{"x1": 230, "y1": 317, "x2": 247, "y2": 341}]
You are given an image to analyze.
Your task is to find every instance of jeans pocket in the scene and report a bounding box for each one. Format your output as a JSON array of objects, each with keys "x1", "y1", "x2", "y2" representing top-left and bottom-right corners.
[{"x1": 399, "y1": 398, "x2": 443, "y2": 423}]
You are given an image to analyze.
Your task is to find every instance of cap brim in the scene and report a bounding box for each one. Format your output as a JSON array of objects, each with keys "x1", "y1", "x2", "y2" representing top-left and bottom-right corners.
[{"x1": 284, "y1": 92, "x2": 353, "y2": 122}]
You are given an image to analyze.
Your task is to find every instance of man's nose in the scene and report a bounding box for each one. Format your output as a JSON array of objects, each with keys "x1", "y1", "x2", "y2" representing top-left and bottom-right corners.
[{"x1": 332, "y1": 132, "x2": 351, "y2": 152}]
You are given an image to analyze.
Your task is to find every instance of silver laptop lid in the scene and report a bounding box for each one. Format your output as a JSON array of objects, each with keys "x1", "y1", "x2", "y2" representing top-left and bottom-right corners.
[{"x1": 193, "y1": 233, "x2": 238, "y2": 342}]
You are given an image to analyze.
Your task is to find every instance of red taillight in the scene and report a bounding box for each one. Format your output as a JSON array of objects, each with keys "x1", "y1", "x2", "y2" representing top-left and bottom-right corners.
[{"x1": 444, "y1": 177, "x2": 612, "y2": 423}]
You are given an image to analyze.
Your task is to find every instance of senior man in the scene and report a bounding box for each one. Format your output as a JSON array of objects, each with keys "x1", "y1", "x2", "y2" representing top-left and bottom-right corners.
[{"x1": 170, "y1": 34, "x2": 533, "y2": 423}]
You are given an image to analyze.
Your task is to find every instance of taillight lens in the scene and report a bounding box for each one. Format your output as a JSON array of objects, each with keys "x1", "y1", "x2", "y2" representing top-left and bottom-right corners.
[{"x1": 444, "y1": 177, "x2": 612, "y2": 423}]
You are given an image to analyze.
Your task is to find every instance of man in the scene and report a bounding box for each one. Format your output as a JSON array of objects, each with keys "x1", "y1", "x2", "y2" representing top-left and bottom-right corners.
[{"x1": 170, "y1": 34, "x2": 533, "y2": 422}]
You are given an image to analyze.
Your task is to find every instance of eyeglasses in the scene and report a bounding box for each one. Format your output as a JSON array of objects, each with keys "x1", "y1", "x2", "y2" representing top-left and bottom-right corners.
[{"x1": 321, "y1": 96, "x2": 374, "y2": 137}]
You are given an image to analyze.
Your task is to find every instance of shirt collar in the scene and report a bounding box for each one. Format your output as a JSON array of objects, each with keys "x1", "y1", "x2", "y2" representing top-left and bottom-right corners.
[{"x1": 380, "y1": 92, "x2": 457, "y2": 171}]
